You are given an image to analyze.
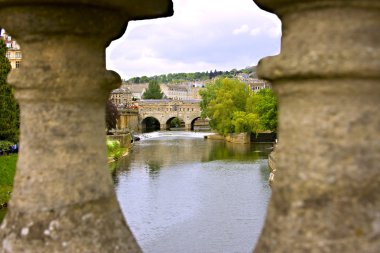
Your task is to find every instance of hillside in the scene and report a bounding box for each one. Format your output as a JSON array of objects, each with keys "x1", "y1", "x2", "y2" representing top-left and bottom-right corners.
[{"x1": 125, "y1": 66, "x2": 257, "y2": 84}]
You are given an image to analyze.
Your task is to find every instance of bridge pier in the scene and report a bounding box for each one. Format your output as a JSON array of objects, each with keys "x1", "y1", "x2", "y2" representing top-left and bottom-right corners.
[
  {"x1": 254, "y1": 1, "x2": 380, "y2": 252},
  {"x1": 0, "y1": 1, "x2": 172, "y2": 252}
]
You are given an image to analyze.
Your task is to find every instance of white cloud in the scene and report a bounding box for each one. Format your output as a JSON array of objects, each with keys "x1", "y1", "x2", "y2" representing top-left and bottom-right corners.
[
  {"x1": 106, "y1": 0, "x2": 282, "y2": 79},
  {"x1": 250, "y1": 28, "x2": 262, "y2": 36},
  {"x1": 233, "y1": 24, "x2": 250, "y2": 35}
]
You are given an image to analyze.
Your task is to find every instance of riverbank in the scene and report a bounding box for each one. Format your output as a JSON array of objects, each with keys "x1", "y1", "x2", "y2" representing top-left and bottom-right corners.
[
  {"x1": 108, "y1": 147, "x2": 129, "y2": 164},
  {"x1": 0, "y1": 154, "x2": 17, "y2": 222},
  {"x1": 205, "y1": 132, "x2": 276, "y2": 144},
  {"x1": 107, "y1": 133, "x2": 134, "y2": 166},
  {"x1": 268, "y1": 148, "x2": 277, "y2": 186},
  {"x1": 206, "y1": 133, "x2": 250, "y2": 144}
]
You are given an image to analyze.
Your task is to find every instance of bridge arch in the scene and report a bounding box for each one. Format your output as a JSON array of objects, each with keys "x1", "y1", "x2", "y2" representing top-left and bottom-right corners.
[
  {"x1": 190, "y1": 117, "x2": 210, "y2": 131},
  {"x1": 141, "y1": 116, "x2": 161, "y2": 133},
  {"x1": 166, "y1": 116, "x2": 185, "y2": 130}
]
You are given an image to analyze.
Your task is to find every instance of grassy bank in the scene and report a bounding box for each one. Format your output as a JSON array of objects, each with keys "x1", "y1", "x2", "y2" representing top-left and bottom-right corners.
[
  {"x1": 107, "y1": 139, "x2": 128, "y2": 163},
  {"x1": 0, "y1": 154, "x2": 17, "y2": 222}
]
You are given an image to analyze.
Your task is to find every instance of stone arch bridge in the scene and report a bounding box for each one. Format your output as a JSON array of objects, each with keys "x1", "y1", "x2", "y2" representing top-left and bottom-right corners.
[{"x1": 117, "y1": 99, "x2": 206, "y2": 132}]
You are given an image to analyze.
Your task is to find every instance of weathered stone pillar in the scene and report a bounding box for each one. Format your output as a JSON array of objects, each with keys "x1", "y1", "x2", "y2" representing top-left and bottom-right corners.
[
  {"x1": 0, "y1": 1, "x2": 172, "y2": 252},
  {"x1": 254, "y1": 1, "x2": 380, "y2": 252}
]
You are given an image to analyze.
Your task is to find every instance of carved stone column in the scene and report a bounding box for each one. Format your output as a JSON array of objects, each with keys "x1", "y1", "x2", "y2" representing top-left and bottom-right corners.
[
  {"x1": 0, "y1": 1, "x2": 172, "y2": 252},
  {"x1": 254, "y1": 1, "x2": 380, "y2": 252}
]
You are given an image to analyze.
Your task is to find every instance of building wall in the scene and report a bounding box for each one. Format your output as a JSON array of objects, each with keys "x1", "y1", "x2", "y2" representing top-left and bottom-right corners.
[{"x1": 1, "y1": 29, "x2": 22, "y2": 69}]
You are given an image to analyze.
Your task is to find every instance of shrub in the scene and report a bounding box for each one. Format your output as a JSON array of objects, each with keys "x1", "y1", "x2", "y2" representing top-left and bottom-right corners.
[
  {"x1": 107, "y1": 139, "x2": 125, "y2": 160},
  {"x1": 0, "y1": 140, "x2": 14, "y2": 150}
]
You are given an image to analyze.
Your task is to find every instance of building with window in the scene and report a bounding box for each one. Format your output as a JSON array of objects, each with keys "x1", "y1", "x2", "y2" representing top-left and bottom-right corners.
[
  {"x1": 248, "y1": 78, "x2": 272, "y2": 92},
  {"x1": 109, "y1": 85, "x2": 133, "y2": 108},
  {"x1": 0, "y1": 28, "x2": 22, "y2": 69},
  {"x1": 160, "y1": 84, "x2": 192, "y2": 100},
  {"x1": 128, "y1": 83, "x2": 148, "y2": 100}
]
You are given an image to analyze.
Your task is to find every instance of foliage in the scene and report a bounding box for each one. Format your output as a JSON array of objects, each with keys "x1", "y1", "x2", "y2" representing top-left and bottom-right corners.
[
  {"x1": 126, "y1": 66, "x2": 257, "y2": 84},
  {"x1": 200, "y1": 78, "x2": 277, "y2": 135},
  {"x1": 142, "y1": 80, "x2": 163, "y2": 99},
  {"x1": 107, "y1": 139, "x2": 126, "y2": 161},
  {"x1": 232, "y1": 111, "x2": 260, "y2": 134},
  {"x1": 169, "y1": 117, "x2": 181, "y2": 128},
  {"x1": 0, "y1": 140, "x2": 14, "y2": 150},
  {"x1": 199, "y1": 78, "x2": 223, "y2": 118},
  {"x1": 0, "y1": 40, "x2": 19, "y2": 143},
  {"x1": 251, "y1": 89, "x2": 278, "y2": 131},
  {"x1": 106, "y1": 100, "x2": 119, "y2": 131},
  {"x1": 205, "y1": 78, "x2": 254, "y2": 135}
]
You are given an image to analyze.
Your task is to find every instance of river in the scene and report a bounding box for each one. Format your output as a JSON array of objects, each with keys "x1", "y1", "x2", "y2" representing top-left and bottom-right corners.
[{"x1": 112, "y1": 131, "x2": 272, "y2": 253}]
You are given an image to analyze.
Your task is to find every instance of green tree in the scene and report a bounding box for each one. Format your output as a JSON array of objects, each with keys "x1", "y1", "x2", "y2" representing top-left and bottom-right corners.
[
  {"x1": 232, "y1": 111, "x2": 260, "y2": 134},
  {"x1": 140, "y1": 76, "x2": 149, "y2": 83},
  {"x1": 142, "y1": 80, "x2": 163, "y2": 99},
  {"x1": 0, "y1": 40, "x2": 19, "y2": 143},
  {"x1": 205, "y1": 78, "x2": 251, "y2": 135},
  {"x1": 252, "y1": 88, "x2": 277, "y2": 131},
  {"x1": 199, "y1": 78, "x2": 223, "y2": 118},
  {"x1": 200, "y1": 78, "x2": 276, "y2": 135}
]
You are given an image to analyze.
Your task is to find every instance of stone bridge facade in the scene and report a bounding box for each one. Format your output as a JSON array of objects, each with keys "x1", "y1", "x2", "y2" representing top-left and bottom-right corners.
[
  {"x1": 138, "y1": 99, "x2": 202, "y2": 131},
  {"x1": 116, "y1": 100, "x2": 203, "y2": 132},
  {"x1": 0, "y1": 1, "x2": 379, "y2": 253}
]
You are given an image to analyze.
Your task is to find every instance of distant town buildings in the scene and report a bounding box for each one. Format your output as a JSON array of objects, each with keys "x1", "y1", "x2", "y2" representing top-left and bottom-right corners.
[
  {"x1": 248, "y1": 79, "x2": 272, "y2": 92},
  {"x1": 109, "y1": 82, "x2": 206, "y2": 108},
  {"x1": 236, "y1": 73, "x2": 272, "y2": 92},
  {"x1": 0, "y1": 29, "x2": 22, "y2": 69},
  {"x1": 109, "y1": 76, "x2": 270, "y2": 108}
]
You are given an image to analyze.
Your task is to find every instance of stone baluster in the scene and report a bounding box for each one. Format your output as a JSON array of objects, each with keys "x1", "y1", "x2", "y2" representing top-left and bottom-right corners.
[
  {"x1": 254, "y1": 0, "x2": 380, "y2": 252},
  {"x1": 0, "y1": 1, "x2": 172, "y2": 252}
]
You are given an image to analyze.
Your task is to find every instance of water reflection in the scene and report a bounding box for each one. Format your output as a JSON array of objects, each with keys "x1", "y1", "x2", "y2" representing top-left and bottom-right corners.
[
  {"x1": 145, "y1": 160, "x2": 162, "y2": 178},
  {"x1": 112, "y1": 138, "x2": 272, "y2": 174},
  {"x1": 112, "y1": 132, "x2": 272, "y2": 253},
  {"x1": 204, "y1": 141, "x2": 271, "y2": 162}
]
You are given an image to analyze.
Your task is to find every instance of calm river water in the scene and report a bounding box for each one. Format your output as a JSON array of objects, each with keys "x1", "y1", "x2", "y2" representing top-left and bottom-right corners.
[{"x1": 112, "y1": 131, "x2": 272, "y2": 253}]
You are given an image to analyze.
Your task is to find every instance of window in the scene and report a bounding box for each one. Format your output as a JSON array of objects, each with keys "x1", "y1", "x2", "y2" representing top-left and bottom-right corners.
[
  {"x1": 16, "y1": 61, "x2": 21, "y2": 68},
  {"x1": 6, "y1": 52, "x2": 10, "y2": 58}
]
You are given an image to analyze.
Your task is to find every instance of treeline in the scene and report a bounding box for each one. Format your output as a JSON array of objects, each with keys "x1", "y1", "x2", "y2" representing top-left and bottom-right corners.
[{"x1": 125, "y1": 66, "x2": 257, "y2": 84}]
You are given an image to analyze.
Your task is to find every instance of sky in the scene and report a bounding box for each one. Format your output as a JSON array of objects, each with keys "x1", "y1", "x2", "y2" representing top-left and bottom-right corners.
[{"x1": 106, "y1": 0, "x2": 282, "y2": 80}]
